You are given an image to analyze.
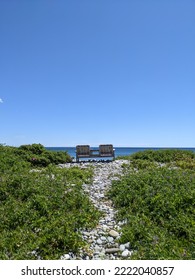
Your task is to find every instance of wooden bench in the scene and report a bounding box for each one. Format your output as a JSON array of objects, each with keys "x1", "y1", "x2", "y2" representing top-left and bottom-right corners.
[{"x1": 76, "y1": 144, "x2": 115, "y2": 162}]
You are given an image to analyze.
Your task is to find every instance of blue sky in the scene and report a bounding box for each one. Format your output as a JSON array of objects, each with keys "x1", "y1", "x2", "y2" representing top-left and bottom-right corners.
[{"x1": 0, "y1": 0, "x2": 194, "y2": 147}]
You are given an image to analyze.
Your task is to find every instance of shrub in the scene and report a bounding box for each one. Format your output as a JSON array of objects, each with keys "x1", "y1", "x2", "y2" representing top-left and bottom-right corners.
[
  {"x1": 175, "y1": 159, "x2": 195, "y2": 170},
  {"x1": 130, "y1": 159, "x2": 158, "y2": 170},
  {"x1": 0, "y1": 164, "x2": 101, "y2": 259},
  {"x1": 0, "y1": 144, "x2": 72, "y2": 168},
  {"x1": 108, "y1": 150, "x2": 195, "y2": 259},
  {"x1": 0, "y1": 144, "x2": 100, "y2": 259},
  {"x1": 130, "y1": 149, "x2": 195, "y2": 163},
  {"x1": 19, "y1": 143, "x2": 45, "y2": 154}
]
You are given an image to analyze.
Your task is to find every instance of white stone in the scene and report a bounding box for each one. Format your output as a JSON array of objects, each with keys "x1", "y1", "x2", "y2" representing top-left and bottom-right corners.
[
  {"x1": 107, "y1": 236, "x2": 114, "y2": 243},
  {"x1": 109, "y1": 230, "x2": 119, "y2": 238},
  {"x1": 119, "y1": 244, "x2": 126, "y2": 251},
  {"x1": 100, "y1": 236, "x2": 107, "y2": 242},
  {"x1": 96, "y1": 238, "x2": 103, "y2": 245},
  {"x1": 121, "y1": 249, "x2": 130, "y2": 257},
  {"x1": 94, "y1": 245, "x2": 101, "y2": 253},
  {"x1": 62, "y1": 254, "x2": 71, "y2": 260},
  {"x1": 124, "y1": 242, "x2": 130, "y2": 249}
]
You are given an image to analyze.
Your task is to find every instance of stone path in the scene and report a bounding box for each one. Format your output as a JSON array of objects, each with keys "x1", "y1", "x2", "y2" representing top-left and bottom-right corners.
[{"x1": 60, "y1": 160, "x2": 132, "y2": 260}]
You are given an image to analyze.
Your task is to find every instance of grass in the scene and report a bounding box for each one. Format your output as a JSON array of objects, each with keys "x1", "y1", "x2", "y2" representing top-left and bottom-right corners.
[{"x1": 108, "y1": 149, "x2": 195, "y2": 259}]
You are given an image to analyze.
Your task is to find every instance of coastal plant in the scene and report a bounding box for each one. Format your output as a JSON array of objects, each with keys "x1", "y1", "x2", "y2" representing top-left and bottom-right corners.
[
  {"x1": 175, "y1": 159, "x2": 195, "y2": 170},
  {"x1": 108, "y1": 150, "x2": 195, "y2": 260},
  {"x1": 129, "y1": 159, "x2": 158, "y2": 170},
  {"x1": 129, "y1": 149, "x2": 195, "y2": 163},
  {"x1": 0, "y1": 143, "x2": 72, "y2": 168},
  {"x1": 0, "y1": 145, "x2": 101, "y2": 259}
]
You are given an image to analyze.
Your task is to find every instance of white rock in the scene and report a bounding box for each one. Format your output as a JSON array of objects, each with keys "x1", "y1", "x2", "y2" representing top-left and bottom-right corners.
[
  {"x1": 107, "y1": 236, "x2": 114, "y2": 243},
  {"x1": 121, "y1": 249, "x2": 130, "y2": 257},
  {"x1": 62, "y1": 254, "x2": 71, "y2": 260},
  {"x1": 100, "y1": 236, "x2": 107, "y2": 242},
  {"x1": 94, "y1": 245, "x2": 101, "y2": 253},
  {"x1": 124, "y1": 242, "x2": 130, "y2": 249},
  {"x1": 96, "y1": 239, "x2": 103, "y2": 245},
  {"x1": 119, "y1": 244, "x2": 126, "y2": 251},
  {"x1": 109, "y1": 230, "x2": 119, "y2": 238}
]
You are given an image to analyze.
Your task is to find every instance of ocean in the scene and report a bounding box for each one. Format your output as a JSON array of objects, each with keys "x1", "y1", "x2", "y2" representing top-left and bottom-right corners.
[{"x1": 46, "y1": 147, "x2": 195, "y2": 159}]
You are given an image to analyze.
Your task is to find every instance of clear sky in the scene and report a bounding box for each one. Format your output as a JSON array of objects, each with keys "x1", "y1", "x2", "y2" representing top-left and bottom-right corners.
[{"x1": 0, "y1": 0, "x2": 195, "y2": 147}]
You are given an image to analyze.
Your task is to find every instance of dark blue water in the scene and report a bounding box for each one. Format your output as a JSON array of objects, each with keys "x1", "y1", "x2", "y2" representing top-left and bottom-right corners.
[{"x1": 46, "y1": 147, "x2": 195, "y2": 159}]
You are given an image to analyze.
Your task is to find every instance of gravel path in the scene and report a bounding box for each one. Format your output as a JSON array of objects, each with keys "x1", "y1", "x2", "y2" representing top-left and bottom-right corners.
[{"x1": 60, "y1": 160, "x2": 132, "y2": 260}]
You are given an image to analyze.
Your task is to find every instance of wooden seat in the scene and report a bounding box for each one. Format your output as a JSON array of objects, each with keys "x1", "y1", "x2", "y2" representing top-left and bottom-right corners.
[
  {"x1": 99, "y1": 144, "x2": 115, "y2": 158},
  {"x1": 76, "y1": 145, "x2": 90, "y2": 162}
]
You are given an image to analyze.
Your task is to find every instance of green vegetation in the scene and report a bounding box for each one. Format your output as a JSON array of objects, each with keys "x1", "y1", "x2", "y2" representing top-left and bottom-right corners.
[
  {"x1": 117, "y1": 149, "x2": 195, "y2": 162},
  {"x1": 130, "y1": 149, "x2": 195, "y2": 163},
  {"x1": 0, "y1": 144, "x2": 100, "y2": 259},
  {"x1": 109, "y1": 149, "x2": 195, "y2": 259},
  {"x1": 0, "y1": 143, "x2": 72, "y2": 168},
  {"x1": 1, "y1": 145, "x2": 195, "y2": 260},
  {"x1": 14, "y1": 143, "x2": 72, "y2": 166}
]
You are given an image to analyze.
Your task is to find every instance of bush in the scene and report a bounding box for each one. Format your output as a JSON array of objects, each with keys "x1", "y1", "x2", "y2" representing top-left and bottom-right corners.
[
  {"x1": 130, "y1": 149, "x2": 195, "y2": 163},
  {"x1": 0, "y1": 144, "x2": 101, "y2": 259},
  {"x1": 108, "y1": 150, "x2": 195, "y2": 259},
  {"x1": 0, "y1": 163, "x2": 101, "y2": 259},
  {"x1": 175, "y1": 159, "x2": 195, "y2": 170},
  {"x1": 1, "y1": 143, "x2": 73, "y2": 167},
  {"x1": 130, "y1": 159, "x2": 158, "y2": 170},
  {"x1": 19, "y1": 143, "x2": 46, "y2": 154}
]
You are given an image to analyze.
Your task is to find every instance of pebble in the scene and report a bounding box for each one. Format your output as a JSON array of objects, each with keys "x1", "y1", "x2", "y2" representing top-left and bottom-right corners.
[
  {"x1": 100, "y1": 236, "x2": 107, "y2": 242},
  {"x1": 124, "y1": 242, "x2": 130, "y2": 249},
  {"x1": 96, "y1": 239, "x2": 103, "y2": 245},
  {"x1": 61, "y1": 253, "x2": 71, "y2": 260},
  {"x1": 119, "y1": 244, "x2": 126, "y2": 251},
  {"x1": 121, "y1": 249, "x2": 131, "y2": 258},
  {"x1": 109, "y1": 230, "x2": 120, "y2": 238},
  {"x1": 107, "y1": 236, "x2": 114, "y2": 243},
  {"x1": 105, "y1": 248, "x2": 120, "y2": 254}
]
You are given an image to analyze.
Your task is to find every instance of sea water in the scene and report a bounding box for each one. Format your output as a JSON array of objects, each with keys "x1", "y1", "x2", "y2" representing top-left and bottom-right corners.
[{"x1": 46, "y1": 147, "x2": 195, "y2": 159}]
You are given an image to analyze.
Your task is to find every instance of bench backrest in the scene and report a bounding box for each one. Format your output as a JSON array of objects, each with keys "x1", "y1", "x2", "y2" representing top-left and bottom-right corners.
[
  {"x1": 99, "y1": 144, "x2": 114, "y2": 156},
  {"x1": 76, "y1": 145, "x2": 90, "y2": 156}
]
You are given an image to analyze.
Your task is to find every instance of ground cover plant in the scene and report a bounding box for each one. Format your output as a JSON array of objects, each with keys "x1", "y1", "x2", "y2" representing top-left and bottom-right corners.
[
  {"x1": 0, "y1": 143, "x2": 72, "y2": 168},
  {"x1": 109, "y1": 149, "x2": 195, "y2": 259},
  {"x1": 0, "y1": 144, "x2": 101, "y2": 259},
  {"x1": 18, "y1": 143, "x2": 72, "y2": 166},
  {"x1": 117, "y1": 149, "x2": 195, "y2": 163}
]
